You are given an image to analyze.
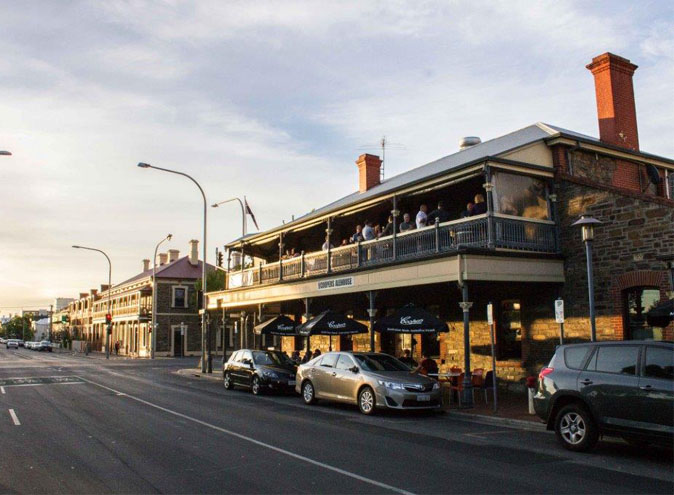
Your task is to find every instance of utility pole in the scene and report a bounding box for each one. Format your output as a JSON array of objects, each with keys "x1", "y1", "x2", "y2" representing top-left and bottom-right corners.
[{"x1": 49, "y1": 304, "x2": 53, "y2": 341}]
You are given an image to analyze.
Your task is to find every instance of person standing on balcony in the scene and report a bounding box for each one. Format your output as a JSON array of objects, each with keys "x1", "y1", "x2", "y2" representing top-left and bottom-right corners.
[
  {"x1": 460, "y1": 202, "x2": 474, "y2": 218},
  {"x1": 322, "y1": 236, "x2": 334, "y2": 251},
  {"x1": 350, "y1": 225, "x2": 364, "y2": 243},
  {"x1": 362, "y1": 221, "x2": 375, "y2": 241},
  {"x1": 399, "y1": 213, "x2": 415, "y2": 232},
  {"x1": 427, "y1": 201, "x2": 451, "y2": 224},
  {"x1": 382, "y1": 215, "x2": 394, "y2": 236},
  {"x1": 471, "y1": 194, "x2": 487, "y2": 215},
  {"x1": 416, "y1": 204, "x2": 428, "y2": 229}
]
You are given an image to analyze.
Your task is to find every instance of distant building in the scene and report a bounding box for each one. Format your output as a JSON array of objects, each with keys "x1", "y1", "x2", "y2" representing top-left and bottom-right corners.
[
  {"x1": 32, "y1": 318, "x2": 50, "y2": 341},
  {"x1": 54, "y1": 298, "x2": 75, "y2": 311}
]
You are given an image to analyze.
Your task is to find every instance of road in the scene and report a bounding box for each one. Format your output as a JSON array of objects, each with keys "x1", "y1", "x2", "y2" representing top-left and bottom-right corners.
[{"x1": 0, "y1": 346, "x2": 671, "y2": 494}]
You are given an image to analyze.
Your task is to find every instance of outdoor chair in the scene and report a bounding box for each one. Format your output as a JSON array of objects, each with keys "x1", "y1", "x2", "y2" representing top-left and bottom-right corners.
[
  {"x1": 449, "y1": 372, "x2": 464, "y2": 406},
  {"x1": 471, "y1": 368, "x2": 485, "y2": 402},
  {"x1": 478, "y1": 370, "x2": 495, "y2": 404}
]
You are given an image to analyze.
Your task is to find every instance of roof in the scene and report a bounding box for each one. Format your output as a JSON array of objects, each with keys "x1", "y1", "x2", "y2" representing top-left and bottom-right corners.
[
  {"x1": 227, "y1": 122, "x2": 673, "y2": 247},
  {"x1": 115, "y1": 256, "x2": 216, "y2": 288}
]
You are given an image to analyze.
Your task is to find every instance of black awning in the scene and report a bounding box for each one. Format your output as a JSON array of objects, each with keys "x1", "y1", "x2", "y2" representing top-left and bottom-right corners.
[
  {"x1": 375, "y1": 304, "x2": 449, "y2": 334},
  {"x1": 297, "y1": 310, "x2": 368, "y2": 336},
  {"x1": 646, "y1": 299, "x2": 674, "y2": 328},
  {"x1": 254, "y1": 315, "x2": 298, "y2": 336}
]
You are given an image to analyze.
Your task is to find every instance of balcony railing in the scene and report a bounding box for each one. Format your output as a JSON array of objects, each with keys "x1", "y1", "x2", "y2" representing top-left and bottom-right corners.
[{"x1": 227, "y1": 213, "x2": 558, "y2": 289}]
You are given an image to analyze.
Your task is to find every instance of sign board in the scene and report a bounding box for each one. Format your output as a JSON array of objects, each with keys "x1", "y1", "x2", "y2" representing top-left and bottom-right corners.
[
  {"x1": 486, "y1": 303, "x2": 493, "y2": 325},
  {"x1": 317, "y1": 276, "x2": 354, "y2": 291},
  {"x1": 555, "y1": 299, "x2": 564, "y2": 324}
]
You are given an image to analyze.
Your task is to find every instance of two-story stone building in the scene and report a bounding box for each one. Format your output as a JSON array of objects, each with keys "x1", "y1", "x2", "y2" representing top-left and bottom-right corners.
[{"x1": 207, "y1": 53, "x2": 673, "y2": 384}]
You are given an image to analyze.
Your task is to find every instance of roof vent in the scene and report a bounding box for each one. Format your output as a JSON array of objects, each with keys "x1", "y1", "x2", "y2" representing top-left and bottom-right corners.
[{"x1": 459, "y1": 136, "x2": 481, "y2": 150}]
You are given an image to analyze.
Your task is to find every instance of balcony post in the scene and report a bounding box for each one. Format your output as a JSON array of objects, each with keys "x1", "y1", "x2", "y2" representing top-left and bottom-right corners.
[
  {"x1": 549, "y1": 191, "x2": 561, "y2": 252},
  {"x1": 357, "y1": 239, "x2": 362, "y2": 267},
  {"x1": 484, "y1": 167, "x2": 495, "y2": 249},
  {"x1": 278, "y1": 233, "x2": 284, "y2": 282},
  {"x1": 391, "y1": 196, "x2": 399, "y2": 261},
  {"x1": 226, "y1": 249, "x2": 231, "y2": 290},
  {"x1": 326, "y1": 217, "x2": 333, "y2": 274},
  {"x1": 434, "y1": 217, "x2": 440, "y2": 253},
  {"x1": 258, "y1": 262, "x2": 263, "y2": 283},
  {"x1": 300, "y1": 251, "x2": 305, "y2": 278}
]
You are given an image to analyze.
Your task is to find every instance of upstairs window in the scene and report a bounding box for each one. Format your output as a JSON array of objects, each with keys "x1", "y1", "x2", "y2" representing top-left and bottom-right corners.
[
  {"x1": 172, "y1": 286, "x2": 188, "y2": 308},
  {"x1": 492, "y1": 172, "x2": 550, "y2": 220},
  {"x1": 623, "y1": 287, "x2": 662, "y2": 340}
]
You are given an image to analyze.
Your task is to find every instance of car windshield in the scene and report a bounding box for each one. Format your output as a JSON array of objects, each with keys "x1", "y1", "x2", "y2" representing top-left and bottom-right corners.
[
  {"x1": 354, "y1": 354, "x2": 410, "y2": 372},
  {"x1": 253, "y1": 351, "x2": 293, "y2": 366}
]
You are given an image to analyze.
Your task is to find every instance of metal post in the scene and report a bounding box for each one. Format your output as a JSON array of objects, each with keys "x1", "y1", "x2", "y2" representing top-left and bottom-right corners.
[
  {"x1": 278, "y1": 233, "x2": 284, "y2": 282},
  {"x1": 459, "y1": 284, "x2": 473, "y2": 408},
  {"x1": 367, "y1": 291, "x2": 377, "y2": 352},
  {"x1": 484, "y1": 169, "x2": 495, "y2": 249},
  {"x1": 392, "y1": 197, "x2": 399, "y2": 261},
  {"x1": 49, "y1": 304, "x2": 53, "y2": 342},
  {"x1": 151, "y1": 234, "x2": 172, "y2": 360},
  {"x1": 434, "y1": 218, "x2": 440, "y2": 253},
  {"x1": 326, "y1": 217, "x2": 332, "y2": 274},
  {"x1": 304, "y1": 298, "x2": 311, "y2": 352},
  {"x1": 488, "y1": 302, "x2": 498, "y2": 413},
  {"x1": 586, "y1": 240, "x2": 597, "y2": 342}
]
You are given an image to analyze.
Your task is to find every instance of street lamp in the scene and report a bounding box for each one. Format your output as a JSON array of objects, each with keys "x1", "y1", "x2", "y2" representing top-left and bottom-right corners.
[
  {"x1": 137, "y1": 162, "x2": 211, "y2": 373},
  {"x1": 0, "y1": 151, "x2": 11, "y2": 156},
  {"x1": 72, "y1": 245, "x2": 112, "y2": 358},
  {"x1": 571, "y1": 215, "x2": 602, "y2": 342},
  {"x1": 212, "y1": 197, "x2": 246, "y2": 238},
  {"x1": 151, "y1": 233, "x2": 172, "y2": 359}
]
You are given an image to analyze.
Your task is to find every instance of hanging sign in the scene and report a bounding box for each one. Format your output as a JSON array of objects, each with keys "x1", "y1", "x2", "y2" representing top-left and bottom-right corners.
[
  {"x1": 555, "y1": 299, "x2": 564, "y2": 324},
  {"x1": 487, "y1": 303, "x2": 493, "y2": 325}
]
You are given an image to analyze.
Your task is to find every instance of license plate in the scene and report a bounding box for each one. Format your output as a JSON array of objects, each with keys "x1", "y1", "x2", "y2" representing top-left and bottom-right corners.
[
  {"x1": 288, "y1": 380, "x2": 296, "y2": 386},
  {"x1": 416, "y1": 394, "x2": 431, "y2": 402}
]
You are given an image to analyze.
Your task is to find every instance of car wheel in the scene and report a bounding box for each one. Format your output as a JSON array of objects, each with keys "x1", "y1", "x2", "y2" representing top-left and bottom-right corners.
[
  {"x1": 302, "y1": 381, "x2": 316, "y2": 405},
  {"x1": 555, "y1": 404, "x2": 598, "y2": 452},
  {"x1": 223, "y1": 372, "x2": 234, "y2": 390},
  {"x1": 251, "y1": 376, "x2": 262, "y2": 395},
  {"x1": 358, "y1": 386, "x2": 376, "y2": 415}
]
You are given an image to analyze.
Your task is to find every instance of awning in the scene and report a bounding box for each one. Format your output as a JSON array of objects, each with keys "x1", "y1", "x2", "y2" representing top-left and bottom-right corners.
[
  {"x1": 646, "y1": 299, "x2": 674, "y2": 328},
  {"x1": 375, "y1": 304, "x2": 449, "y2": 334},
  {"x1": 297, "y1": 310, "x2": 368, "y2": 336},
  {"x1": 254, "y1": 315, "x2": 298, "y2": 336}
]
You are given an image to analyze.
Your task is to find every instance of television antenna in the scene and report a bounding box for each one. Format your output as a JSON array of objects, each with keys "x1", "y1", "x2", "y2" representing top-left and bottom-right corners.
[{"x1": 357, "y1": 136, "x2": 406, "y2": 181}]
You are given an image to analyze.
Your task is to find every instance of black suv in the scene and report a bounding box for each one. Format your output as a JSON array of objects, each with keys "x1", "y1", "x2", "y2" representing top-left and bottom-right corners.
[
  {"x1": 223, "y1": 349, "x2": 297, "y2": 395},
  {"x1": 534, "y1": 340, "x2": 673, "y2": 452}
]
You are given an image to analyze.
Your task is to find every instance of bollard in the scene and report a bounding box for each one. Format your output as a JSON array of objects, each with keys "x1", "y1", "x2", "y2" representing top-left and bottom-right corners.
[{"x1": 526, "y1": 375, "x2": 537, "y2": 415}]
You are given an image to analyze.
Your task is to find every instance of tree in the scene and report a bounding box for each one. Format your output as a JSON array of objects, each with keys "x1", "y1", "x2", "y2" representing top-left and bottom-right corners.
[{"x1": 2, "y1": 315, "x2": 34, "y2": 340}]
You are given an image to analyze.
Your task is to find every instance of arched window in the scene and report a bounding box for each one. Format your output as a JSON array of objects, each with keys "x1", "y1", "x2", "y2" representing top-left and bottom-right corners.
[{"x1": 623, "y1": 287, "x2": 662, "y2": 340}]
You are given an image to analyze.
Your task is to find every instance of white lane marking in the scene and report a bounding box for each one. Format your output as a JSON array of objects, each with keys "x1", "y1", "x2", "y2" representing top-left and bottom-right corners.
[
  {"x1": 9, "y1": 409, "x2": 20, "y2": 425},
  {"x1": 0, "y1": 386, "x2": 5, "y2": 394},
  {"x1": 77, "y1": 376, "x2": 414, "y2": 495}
]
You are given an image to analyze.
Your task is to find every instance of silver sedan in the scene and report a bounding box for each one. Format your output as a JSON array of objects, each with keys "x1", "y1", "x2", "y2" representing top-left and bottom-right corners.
[{"x1": 295, "y1": 352, "x2": 441, "y2": 415}]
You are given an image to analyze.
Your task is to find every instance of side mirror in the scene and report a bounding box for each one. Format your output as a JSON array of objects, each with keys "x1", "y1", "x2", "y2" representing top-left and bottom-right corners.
[{"x1": 350, "y1": 366, "x2": 359, "y2": 374}]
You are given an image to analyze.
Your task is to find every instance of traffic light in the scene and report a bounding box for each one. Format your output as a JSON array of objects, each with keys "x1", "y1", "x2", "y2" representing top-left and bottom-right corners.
[
  {"x1": 105, "y1": 313, "x2": 112, "y2": 324},
  {"x1": 217, "y1": 249, "x2": 224, "y2": 267}
]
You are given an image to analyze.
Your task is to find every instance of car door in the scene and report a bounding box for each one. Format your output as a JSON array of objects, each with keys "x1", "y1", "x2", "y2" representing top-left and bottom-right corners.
[
  {"x1": 313, "y1": 353, "x2": 339, "y2": 399},
  {"x1": 240, "y1": 350, "x2": 255, "y2": 388},
  {"x1": 333, "y1": 354, "x2": 361, "y2": 402},
  {"x1": 579, "y1": 344, "x2": 641, "y2": 432},
  {"x1": 227, "y1": 351, "x2": 243, "y2": 384},
  {"x1": 637, "y1": 344, "x2": 674, "y2": 436}
]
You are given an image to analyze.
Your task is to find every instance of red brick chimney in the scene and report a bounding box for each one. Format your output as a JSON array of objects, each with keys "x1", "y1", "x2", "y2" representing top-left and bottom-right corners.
[
  {"x1": 586, "y1": 52, "x2": 639, "y2": 151},
  {"x1": 356, "y1": 154, "x2": 382, "y2": 193}
]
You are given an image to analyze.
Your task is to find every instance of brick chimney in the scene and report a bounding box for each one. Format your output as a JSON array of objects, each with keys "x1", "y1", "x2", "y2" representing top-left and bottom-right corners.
[
  {"x1": 100, "y1": 284, "x2": 110, "y2": 293},
  {"x1": 158, "y1": 253, "x2": 168, "y2": 265},
  {"x1": 356, "y1": 154, "x2": 382, "y2": 193},
  {"x1": 142, "y1": 259, "x2": 150, "y2": 271},
  {"x1": 189, "y1": 239, "x2": 199, "y2": 266},
  {"x1": 586, "y1": 52, "x2": 639, "y2": 151},
  {"x1": 89, "y1": 289, "x2": 97, "y2": 296},
  {"x1": 79, "y1": 292, "x2": 88, "y2": 299},
  {"x1": 168, "y1": 249, "x2": 180, "y2": 263}
]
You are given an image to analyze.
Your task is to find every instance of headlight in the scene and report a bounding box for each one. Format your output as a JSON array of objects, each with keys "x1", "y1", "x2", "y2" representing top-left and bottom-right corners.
[
  {"x1": 377, "y1": 380, "x2": 405, "y2": 390},
  {"x1": 262, "y1": 370, "x2": 279, "y2": 379},
  {"x1": 432, "y1": 382, "x2": 440, "y2": 390}
]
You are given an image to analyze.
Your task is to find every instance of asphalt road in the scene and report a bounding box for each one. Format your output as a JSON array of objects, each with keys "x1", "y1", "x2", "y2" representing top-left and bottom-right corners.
[{"x1": 0, "y1": 347, "x2": 671, "y2": 494}]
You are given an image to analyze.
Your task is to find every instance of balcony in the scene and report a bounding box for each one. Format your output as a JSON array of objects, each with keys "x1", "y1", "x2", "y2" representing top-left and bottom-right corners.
[
  {"x1": 228, "y1": 213, "x2": 558, "y2": 289},
  {"x1": 93, "y1": 304, "x2": 152, "y2": 322}
]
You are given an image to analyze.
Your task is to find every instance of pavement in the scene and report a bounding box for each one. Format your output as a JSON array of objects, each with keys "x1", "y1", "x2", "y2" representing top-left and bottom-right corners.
[{"x1": 1, "y1": 346, "x2": 672, "y2": 494}]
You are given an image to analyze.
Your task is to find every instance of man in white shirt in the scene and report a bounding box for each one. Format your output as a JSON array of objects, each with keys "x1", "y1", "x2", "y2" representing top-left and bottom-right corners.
[
  {"x1": 416, "y1": 204, "x2": 428, "y2": 229},
  {"x1": 362, "y1": 220, "x2": 375, "y2": 240}
]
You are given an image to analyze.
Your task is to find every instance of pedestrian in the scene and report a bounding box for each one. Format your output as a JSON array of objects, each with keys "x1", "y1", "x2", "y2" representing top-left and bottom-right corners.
[
  {"x1": 313, "y1": 348, "x2": 322, "y2": 357},
  {"x1": 382, "y1": 215, "x2": 394, "y2": 237},
  {"x1": 411, "y1": 352, "x2": 438, "y2": 376},
  {"x1": 362, "y1": 220, "x2": 375, "y2": 240},
  {"x1": 471, "y1": 193, "x2": 487, "y2": 215},
  {"x1": 114, "y1": 341, "x2": 120, "y2": 355},
  {"x1": 427, "y1": 200, "x2": 451, "y2": 224},
  {"x1": 416, "y1": 204, "x2": 428, "y2": 229},
  {"x1": 351, "y1": 225, "x2": 363, "y2": 243},
  {"x1": 460, "y1": 202, "x2": 474, "y2": 218},
  {"x1": 322, "y1": 236, "x2": 334, "y2": 251},
  {"x1": 399, "y1": 213, "x2": 415, "y2": 232},
  {"x1": 301, "y1": 349, "x2": 313, "y2": 363},
  {"x1": 291, "y1": 350, "x2": 301, "y2": 363},
  {"x1": 399, "y1": 349, "x2": 417, "y2": 368}
]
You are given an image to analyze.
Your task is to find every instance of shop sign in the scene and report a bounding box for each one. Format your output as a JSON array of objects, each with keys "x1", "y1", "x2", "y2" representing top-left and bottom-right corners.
[{"x1": 317, "y1": 277, "x2": 354, "y2": 291}]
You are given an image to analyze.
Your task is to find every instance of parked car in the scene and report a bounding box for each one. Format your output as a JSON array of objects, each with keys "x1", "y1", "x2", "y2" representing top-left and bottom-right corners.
[
  {"x1": 6, "y1": 339, "x2": 19, "y2": 349},
  {"x1": 0, "y1": 337, "x2": 6, "y2": 344},
  {"x1": 296, "y1": 352, "x2": 441, "y2": 415},
  {"x1": 38, "y1": 341, "x2": 52, "y2": 352},
  {"x1": 534, "y1": 341, "x2": 673, "y2": 452},
  {"x1": 223, "y1": 349, "x2": 297, "y2": 395},
  {"x1": 17, "y1": 339, "x2": 25, "y2": 347},
  {"x1": 25, "y1": 341, "x2": 34, "y2": 350}
]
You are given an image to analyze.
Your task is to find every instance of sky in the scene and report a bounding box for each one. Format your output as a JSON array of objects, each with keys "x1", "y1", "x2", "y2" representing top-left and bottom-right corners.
[{"x1": 1, "y1": 0, "x2": 673, "y2": 312}]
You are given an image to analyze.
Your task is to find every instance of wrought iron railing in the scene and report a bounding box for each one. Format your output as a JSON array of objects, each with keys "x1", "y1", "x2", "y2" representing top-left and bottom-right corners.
[{"x1": 227, "y1": 214, "x2": 558, "y2": 289}]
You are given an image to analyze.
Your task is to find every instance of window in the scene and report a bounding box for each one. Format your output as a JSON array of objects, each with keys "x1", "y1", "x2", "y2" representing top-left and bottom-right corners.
[
  {"x1": 644, "y1": 346, "x2": 673, "y2": 380},
  {"x1": 623, "y1": 287, "x2": 662, "y2": 340},
  {"x1": 588, "y1": 346, "x2": 639, "y2": 375},
  {"x1": 320, "y1": 353, "x2": 339, "y2": 368},
  {"x1": 667, "y1": 172, "x2": 674, "y2": 200},
  {"x1": 336, "y1": 354, "x2": 355, "y2": 370},
  {"x1": 497, "y1": 300, "x2": 522, "y2": 360},
  {"x1": 172, "y1": 286, "x2": 188, "y2": 308},
  {"x1": 241, "y1": 350, "x2": 253, "y2": 363},
  {"x1": 492, "y1": 172, "x2": 550, "y2": 220},
  {"x1": 564, "y1": 346, "x2": 591, "y2": 370}
]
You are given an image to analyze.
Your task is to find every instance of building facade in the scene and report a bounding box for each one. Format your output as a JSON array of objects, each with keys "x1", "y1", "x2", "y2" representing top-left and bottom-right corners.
[{"x1": 207, "y1": 53, "x2": 673, "y2": 385}]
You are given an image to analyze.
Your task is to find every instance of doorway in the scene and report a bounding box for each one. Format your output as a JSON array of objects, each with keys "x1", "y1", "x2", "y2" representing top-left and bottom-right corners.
[{"x1": 173, "y1": 327, "x2": 184, "y2": 357}]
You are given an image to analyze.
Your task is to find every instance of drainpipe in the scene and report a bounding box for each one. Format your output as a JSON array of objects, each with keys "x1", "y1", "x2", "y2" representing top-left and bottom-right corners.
[{"x1": 457, "y1": 254, "x2": 474, "y2": 408}]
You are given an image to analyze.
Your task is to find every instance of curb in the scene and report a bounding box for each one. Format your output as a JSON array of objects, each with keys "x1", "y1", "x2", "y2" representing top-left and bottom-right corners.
[
  {"x1": 445, "y1": 410, "x2": 547, "y2": 431},
  {"x1": 175, "y1": 369, "x2": 222, "y2": 382}
]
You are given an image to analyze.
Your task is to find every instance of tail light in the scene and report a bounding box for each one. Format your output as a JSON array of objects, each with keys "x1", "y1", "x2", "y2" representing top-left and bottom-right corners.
[{"x1": 539, "y1": 367, "x2": 554, "y2": 380}]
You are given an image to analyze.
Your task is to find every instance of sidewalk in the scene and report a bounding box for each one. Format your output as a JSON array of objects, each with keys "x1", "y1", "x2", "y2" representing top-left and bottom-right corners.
[{"x1": 175, "y1": 367, "x2": 222, "y2": 381}]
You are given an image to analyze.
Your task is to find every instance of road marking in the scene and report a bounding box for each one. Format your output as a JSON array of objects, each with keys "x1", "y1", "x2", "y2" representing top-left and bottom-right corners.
[
  {"x1": 0, "y1": 386, "x2": 5, "y2": 394},
  {"x1": 77, "y1": 376, "x2": 414, "y2": 495},
  {"x1": 9, "y1": 409, "x2": 20, "y2": 425}
]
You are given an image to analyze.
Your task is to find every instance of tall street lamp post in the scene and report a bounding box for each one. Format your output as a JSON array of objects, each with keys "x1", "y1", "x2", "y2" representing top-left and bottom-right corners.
[
  {"x1": 212, "y1": 197, "x2": 246, "y2": 238},
  {"x1": 151, "y1": 234, "x2": 172, "y2": 359},
  {"x1": 138, "y1": 162, "x2": 211, "y2": 373},
  {"x1": 72, "y1": 245, "x2": 112, "y2": 358},
  {"x1": 572, "y1": 215, "x2": 602, "y2": 342}
]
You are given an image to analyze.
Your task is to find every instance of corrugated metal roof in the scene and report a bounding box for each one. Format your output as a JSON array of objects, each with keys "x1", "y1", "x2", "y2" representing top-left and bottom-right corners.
[{"x1": 115, "y1": 257, "x2": 215, "y2": 288}]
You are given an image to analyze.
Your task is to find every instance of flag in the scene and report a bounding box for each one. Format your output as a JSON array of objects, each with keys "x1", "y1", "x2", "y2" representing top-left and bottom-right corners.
[{"x1": 244, "y1": 196, "x2": 259, "y2": 231}]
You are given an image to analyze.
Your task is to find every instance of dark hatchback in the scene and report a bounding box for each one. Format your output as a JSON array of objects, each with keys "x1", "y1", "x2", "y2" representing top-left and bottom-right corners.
[
  {"x1": 534, "y1": 340, "x2": 673, "y2": 452},
  {"x1": 223, "y1": 349, "x2": 297, "y2": 395}
]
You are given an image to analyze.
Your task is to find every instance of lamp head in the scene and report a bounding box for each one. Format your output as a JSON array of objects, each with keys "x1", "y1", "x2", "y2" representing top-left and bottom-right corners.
[
  {"x1": 167, "y1": 234, "x2": 173, "y2": 241},
  {"x1": 0, "y1": 151, "x2": 11, "y2": 156},
  {"x1": 211, "y1": 203, "x2": 219, "y2": 208},
  {"x1": 571, "y1": 215, "x2": 602, "y2": 242},
  {"x1": 72, "y1": 245, "x2": 81, "y2": 249},
  {"x1": 137, "y1": 162, "x2": 151, "y2": 168}
]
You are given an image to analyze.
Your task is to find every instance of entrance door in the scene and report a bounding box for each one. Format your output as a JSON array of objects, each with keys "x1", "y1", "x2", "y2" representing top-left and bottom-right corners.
[{"x1": 173, "y1": 329, "x2": 184, "y2": 357}]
